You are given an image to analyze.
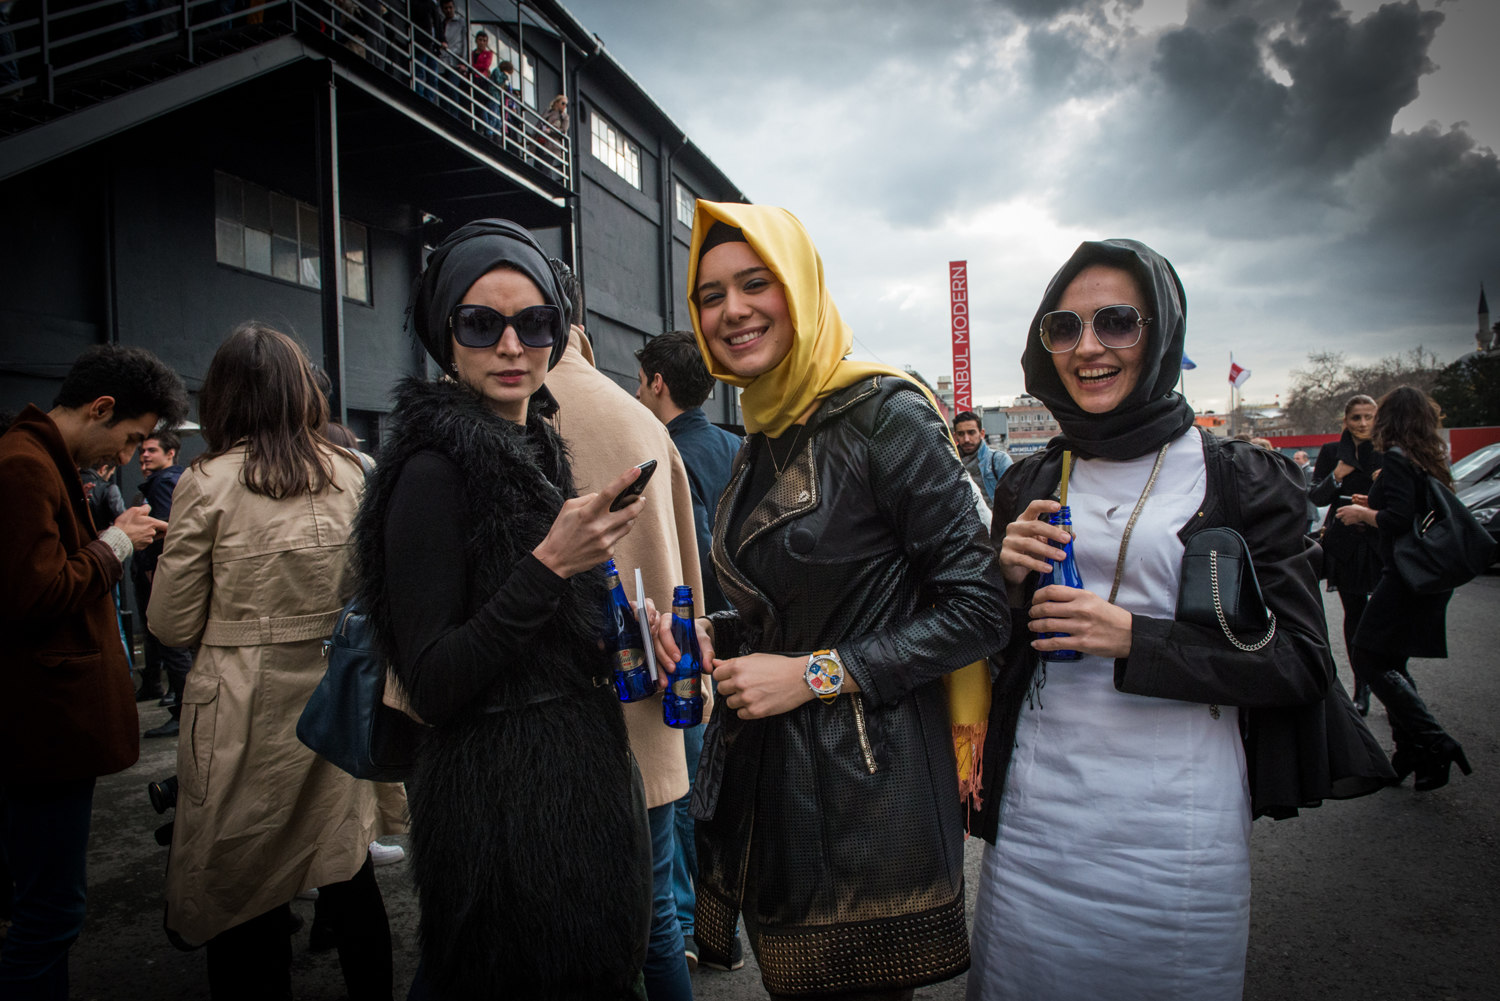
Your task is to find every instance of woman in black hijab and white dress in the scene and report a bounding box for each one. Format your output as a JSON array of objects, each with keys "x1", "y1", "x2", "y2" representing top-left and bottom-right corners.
[{"x1": 966, "y1": 240, "x2": 1390, "y2": 1001}]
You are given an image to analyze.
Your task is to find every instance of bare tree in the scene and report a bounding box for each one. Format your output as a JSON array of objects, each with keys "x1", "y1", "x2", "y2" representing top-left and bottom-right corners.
[{"x1": 1285, "y1": 348, "x2": 1441, "y2": 434}]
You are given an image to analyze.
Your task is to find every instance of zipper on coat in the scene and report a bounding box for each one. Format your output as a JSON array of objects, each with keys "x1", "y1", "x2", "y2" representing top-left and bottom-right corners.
[{"x1": 849, "y1": 695, "x2": 877, "y2": 775}]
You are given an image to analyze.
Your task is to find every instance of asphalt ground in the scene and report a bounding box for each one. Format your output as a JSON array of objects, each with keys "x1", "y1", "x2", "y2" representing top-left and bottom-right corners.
[{"x1": 37, "y1": 569, "x2": 1500, "y2": 1000}]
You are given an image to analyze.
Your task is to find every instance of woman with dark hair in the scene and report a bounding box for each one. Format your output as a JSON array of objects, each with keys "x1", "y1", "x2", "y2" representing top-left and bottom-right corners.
[
  {"x1": 1334, "y1": 386, "x2": 1472, "y2": 789},
  {"x1": 350, "y1": 219, "x2": 652, "y2": 999},
  {"x1": 149, "y1": 322, "x2": 398, "y2": 999},
  {"x1": 1310, "y1": 394, "x2": 1381, "y2": 714},
  {"x1": 967, "y1": 240, "x2": 1390, "y2": 1001},
  {"x1": 655, "y1": 201, "x2": 1008, "y2": 1000}
]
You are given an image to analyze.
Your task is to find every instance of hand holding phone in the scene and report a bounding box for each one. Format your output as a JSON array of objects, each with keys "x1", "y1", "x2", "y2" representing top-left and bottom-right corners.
[
  {"x1": 609, "y1": 459, "x2": 658, "y2": 512},
  {"x1": 533, "y1": 461, "x2": 656, "y2": 578}
]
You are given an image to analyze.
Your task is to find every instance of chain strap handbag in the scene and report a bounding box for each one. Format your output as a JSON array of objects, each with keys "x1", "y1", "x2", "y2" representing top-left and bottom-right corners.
[{"x1": 1176, "y1": 526, "x2": 1277, "y2": 652}]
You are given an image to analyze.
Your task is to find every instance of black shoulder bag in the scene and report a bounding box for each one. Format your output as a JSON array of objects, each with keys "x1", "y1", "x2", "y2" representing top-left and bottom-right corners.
[
  {"x1": 1387, "y1": 447, "x2": 1497, "y2": 594},
  {"x1": 1176, "y1": 439, "x2": 1276, "y2": 651},
  {"x1": 1177, "y1": 526, "x2": 1277, "y2": 651},
  {"x1": 297, "y1": 453, "x2": 428, "y2": 781}
]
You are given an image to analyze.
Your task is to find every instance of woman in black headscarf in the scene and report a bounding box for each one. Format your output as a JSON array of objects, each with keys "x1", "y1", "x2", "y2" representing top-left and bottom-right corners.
[
  {"x1": 351, "y1": 220, "x2": 652, "y2": 1000},
  {"x1": 1309, "y1": 394, "x2": 1381, "y2": 714},
  {"x1": 966, "y1": 240, "x2": 1390, "y2": 1001}
]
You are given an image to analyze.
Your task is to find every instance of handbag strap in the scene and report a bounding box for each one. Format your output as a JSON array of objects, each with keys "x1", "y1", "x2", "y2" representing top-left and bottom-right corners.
[
  {"x1": 1105, "y1": 441, "x2": 1172, "y2": 605},
  {"x1": 1208, "y1": 546, "x2": 1277, "y2": 652}
]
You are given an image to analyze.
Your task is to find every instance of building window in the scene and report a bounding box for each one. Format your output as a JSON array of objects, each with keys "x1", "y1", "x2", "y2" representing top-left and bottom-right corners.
[
  {"x1": 214, "y1": 171, "x2": 371, "y2": 305},
  {"x1": 674, "y1": 181, "x2": 695, "y2": 227},
  {"x1": 589, "y1": 110, "x2": 641, "y2": 189}
]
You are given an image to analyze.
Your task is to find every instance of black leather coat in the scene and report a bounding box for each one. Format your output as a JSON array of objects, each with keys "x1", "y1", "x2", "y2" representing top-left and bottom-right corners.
[
  {"x1": 691, "y1": 377, "x2": 1008, "y2": 996},
  {"x1": 970, "y1": 431, "x2": 1393, "y2": 841}
]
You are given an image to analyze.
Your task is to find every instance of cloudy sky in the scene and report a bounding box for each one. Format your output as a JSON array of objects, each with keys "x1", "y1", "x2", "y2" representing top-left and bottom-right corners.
[{"x1": 560, "y1": 0, "x2": 1498, "y2": 416}]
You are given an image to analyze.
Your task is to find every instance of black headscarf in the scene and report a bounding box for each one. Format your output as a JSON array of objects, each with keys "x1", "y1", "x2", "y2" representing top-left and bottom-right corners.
[
  {"x1": 1021, "y1": 238, "x2": 1196, "y2": 461},
  {"x1": 410, "y1": 219, "x2": 571, "y2": 372}
]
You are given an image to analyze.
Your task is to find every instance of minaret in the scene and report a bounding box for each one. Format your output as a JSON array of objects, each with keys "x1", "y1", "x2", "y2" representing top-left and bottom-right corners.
[{"x1": 1480, "y1": 283, "x2": 1493, "y2": 352}]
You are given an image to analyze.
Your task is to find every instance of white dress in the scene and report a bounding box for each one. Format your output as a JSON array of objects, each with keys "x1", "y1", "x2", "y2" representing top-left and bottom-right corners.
[{"x1": 968, "y1": 429, "x2": 1251, "y2": 1001}]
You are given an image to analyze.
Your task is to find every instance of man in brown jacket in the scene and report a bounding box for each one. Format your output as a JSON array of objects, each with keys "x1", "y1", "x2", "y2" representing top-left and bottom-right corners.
[
  {"x1": 0, "y1": 344, "x2": 186, "y2": 997},
  {"x1": 546, "y1": 260, "x2": 706, "y2": 999}
]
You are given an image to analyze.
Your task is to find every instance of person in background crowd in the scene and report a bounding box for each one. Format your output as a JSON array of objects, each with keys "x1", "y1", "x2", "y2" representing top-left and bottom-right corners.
[
  {"x1": 436, "y1": 0, "x2": 466, "y2": 109},
  {"x1": 545, "y1": 92, "x2": 569, "y2": 133},
  {"x1": 410, "y1": 0, "x2": 442, "y2": 103},
  {"x1": 635, "y1": 330, "x2": 742, "y2": 617},
  {"x1": 634, "y1": 328, "x2": 744, "y2": 972},
  {"x1": 470, "y1": 30, "x2": 500, "y2": 135},
  {"x1": 1310, "y1": 395, "x2": 1381, "y2": 715},
  {"x1": 1334, "y1": 386, "x2": 1473, "y2": 791},
  {"x1": 540, "y1": 92, "x2": 569, "y2": 173},
  {"x1": 149, "y1": 324, "x2": 398, "y2": 1000},
  {"x1": 1292, "y1": 449, "x2": 1319, "y2": 532},
  {"x1": 655, "y1": 201, "x2": 1007, "y2": 999},
  {"x1": 81, "y1": 458, "x2": 135, "y2": 670},
  {"x1": 81, "y1": 459, "x2": 126, "y2": 536},
  {"x1": 953, "y1": 410, "x2": 1011, "y2": 510},
  {"x1": 968, "y1": 239, "x2": 1389, "y2": 1001},
  {"x1": 0, "y1": 344, "x2": 185, "y2": 999},
  {"x1": 546, "y1": 261, "x2": 704, "y2": 1001},
  {"x1": 133, "y1": 429, "x2": 194, "y2": 736},
  {"x1": 352, "y1": 220, "x2": 651, "y2": 999}
]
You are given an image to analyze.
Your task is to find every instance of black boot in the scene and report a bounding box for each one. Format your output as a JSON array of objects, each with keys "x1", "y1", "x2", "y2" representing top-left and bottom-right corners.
[
  {"x1": 1364, "y1": 667, "x2": 1459, "y2": 789},
  {"x1": 1414, "y1": 736, "x2": 1473, "y2": 792},
  {"x1": 1353, "y1": 681, "x2": 1371, "y2": 717}
]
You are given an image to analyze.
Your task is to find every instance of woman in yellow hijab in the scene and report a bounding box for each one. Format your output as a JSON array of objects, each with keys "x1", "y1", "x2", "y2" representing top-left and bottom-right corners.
[{"x1": 654, "y1": 201, "x2": 1008, "y2": 999}]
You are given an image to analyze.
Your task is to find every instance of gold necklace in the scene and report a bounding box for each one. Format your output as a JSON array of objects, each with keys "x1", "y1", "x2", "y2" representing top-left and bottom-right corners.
[{"x1": 768, "y1": 423, "x2": 807, "y2": 478}]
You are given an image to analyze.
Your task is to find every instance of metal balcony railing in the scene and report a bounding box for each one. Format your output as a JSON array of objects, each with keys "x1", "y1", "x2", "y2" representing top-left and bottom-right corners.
[{"x1": 0, "y1": 0, "x2": 571, "y2": 183}]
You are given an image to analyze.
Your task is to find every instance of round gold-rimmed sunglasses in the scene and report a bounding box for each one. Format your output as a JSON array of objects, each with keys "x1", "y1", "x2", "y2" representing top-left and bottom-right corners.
[{"x1": 1038, "y1": 304, "x2": 1151, "y2": 353}]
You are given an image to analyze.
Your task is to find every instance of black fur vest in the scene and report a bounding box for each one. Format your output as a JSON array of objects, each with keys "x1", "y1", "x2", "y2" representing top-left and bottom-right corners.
[{"x1": 352, "y1": 377, "x2": 649, "y2": 999}]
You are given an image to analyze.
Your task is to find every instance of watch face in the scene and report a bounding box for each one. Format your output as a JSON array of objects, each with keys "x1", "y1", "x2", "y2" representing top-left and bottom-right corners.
[{"x1": 807, "y1": 658, "x2": 842, "y2": 695}]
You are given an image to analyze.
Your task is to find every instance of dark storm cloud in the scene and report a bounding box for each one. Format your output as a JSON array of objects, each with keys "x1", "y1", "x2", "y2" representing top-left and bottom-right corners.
[
  {"x1": 1060, "y1": 0, "x2": 1448, "y2": 221},
  {"x1": 561, "y1": 0, "x2": 1499, "y2": 400}
]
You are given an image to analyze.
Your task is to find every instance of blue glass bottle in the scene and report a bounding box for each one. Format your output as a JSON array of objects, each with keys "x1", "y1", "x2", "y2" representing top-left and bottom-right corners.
[
  {"x1": 604, "y1": 559, "x2": 654, "y2": 702},
  {"x1": 1038, "y1": 506, "x2": 1083, "y2": 662},
  {"x1": 664, "y1": 585, "x2": 704, "y2": 728}
]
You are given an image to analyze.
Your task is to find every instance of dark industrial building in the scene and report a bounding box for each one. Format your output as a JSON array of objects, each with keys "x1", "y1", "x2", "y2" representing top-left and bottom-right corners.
[{"x1": 0, "y1": 0, "x2": 745, "y2": 451}]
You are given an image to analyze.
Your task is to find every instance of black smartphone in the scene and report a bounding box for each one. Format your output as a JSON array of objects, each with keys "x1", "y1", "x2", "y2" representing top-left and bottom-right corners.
[{"x1": 609, "y1": 459, "x2": 658, "y2": 511}]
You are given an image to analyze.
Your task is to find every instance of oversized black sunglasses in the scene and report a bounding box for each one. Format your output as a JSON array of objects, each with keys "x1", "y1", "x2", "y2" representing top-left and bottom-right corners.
[
  {"x1": 1038, "y1": 304, "x2": 1150, "y2": 353},
  {"x1": 448, "y1": 303, "x2": 562, "y2": 350}
]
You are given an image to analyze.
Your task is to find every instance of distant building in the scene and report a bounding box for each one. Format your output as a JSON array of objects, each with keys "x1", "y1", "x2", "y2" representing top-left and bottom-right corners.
[
  {"x1": 936, "y1": 375, "x2": 955, "y2": 414},
  {"x1": 1195, "y1": 412, "x2": 1229, "y2": 437},
  {"x1": 1235, "y1": 406, "x2": 1295, "y2": 438},
  {"x1": 973, "y1": 405, "x2": 1009, "y2": 449},
  {"x1": 1001, "y1": 393, "x2": 1058, "y2": 455}
]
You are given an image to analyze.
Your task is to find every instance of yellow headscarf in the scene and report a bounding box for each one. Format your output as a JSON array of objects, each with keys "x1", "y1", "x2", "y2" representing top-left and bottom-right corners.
[{"x1": 686, "y1": 200, "x2": 935, "y2": 437}]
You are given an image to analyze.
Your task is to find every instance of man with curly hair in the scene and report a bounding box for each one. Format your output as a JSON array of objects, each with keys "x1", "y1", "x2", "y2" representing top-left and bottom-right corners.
[{"x1": 0, "y1": 344, "x2": 186, "y2": 997}]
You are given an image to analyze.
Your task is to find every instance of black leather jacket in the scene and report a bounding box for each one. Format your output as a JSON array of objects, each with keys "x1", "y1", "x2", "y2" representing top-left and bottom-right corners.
[
  {"x1": 691, "y1": 377, "x2": 1008, "y2": 995},
  {"x1": 970, "y1": 430, "x2": 1391, "y2": 840}
]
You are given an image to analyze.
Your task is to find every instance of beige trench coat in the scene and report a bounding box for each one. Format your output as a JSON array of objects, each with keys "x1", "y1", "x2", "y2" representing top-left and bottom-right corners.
[
  {"x1": 548, "y1": 332, "x2": 709, "y2": 809},
  {"x1": 149, "y1": 445, "x2": 406, "y2": 944}
]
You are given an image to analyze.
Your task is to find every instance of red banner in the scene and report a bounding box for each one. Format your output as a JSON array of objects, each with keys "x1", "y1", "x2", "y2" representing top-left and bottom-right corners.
[{"x1": 949, "y1": 261, "x2": 971, "y2": 412}]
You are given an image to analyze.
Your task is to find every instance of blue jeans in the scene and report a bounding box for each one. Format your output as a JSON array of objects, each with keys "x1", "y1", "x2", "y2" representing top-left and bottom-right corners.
[
  {"x1": 670, "y1": 723, "x2": 703, "y2": 934},
  {"x1": 414, "y1": 51, "x2": 438, "y2": 102},
  {"x1": 0, "y1": 778, "x2": 96, "y2": 1000},
  {"x1": 644, "y1": 803, "x2": 692, "y2": 1001}
]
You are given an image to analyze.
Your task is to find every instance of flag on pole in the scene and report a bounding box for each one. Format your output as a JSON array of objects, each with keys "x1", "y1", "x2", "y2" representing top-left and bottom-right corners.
[
  {"x1": 1181, "y1": 354, "x2": 1197, "y2": 370},
  {"x1": 1228, "y1": 358, "x2": 1251, "y2": 388}
]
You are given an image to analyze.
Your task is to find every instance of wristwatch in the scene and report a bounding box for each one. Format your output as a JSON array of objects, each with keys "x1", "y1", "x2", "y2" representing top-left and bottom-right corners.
[{"x1": 805, "y1": 649, "x2": 844, "y2": 704}]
